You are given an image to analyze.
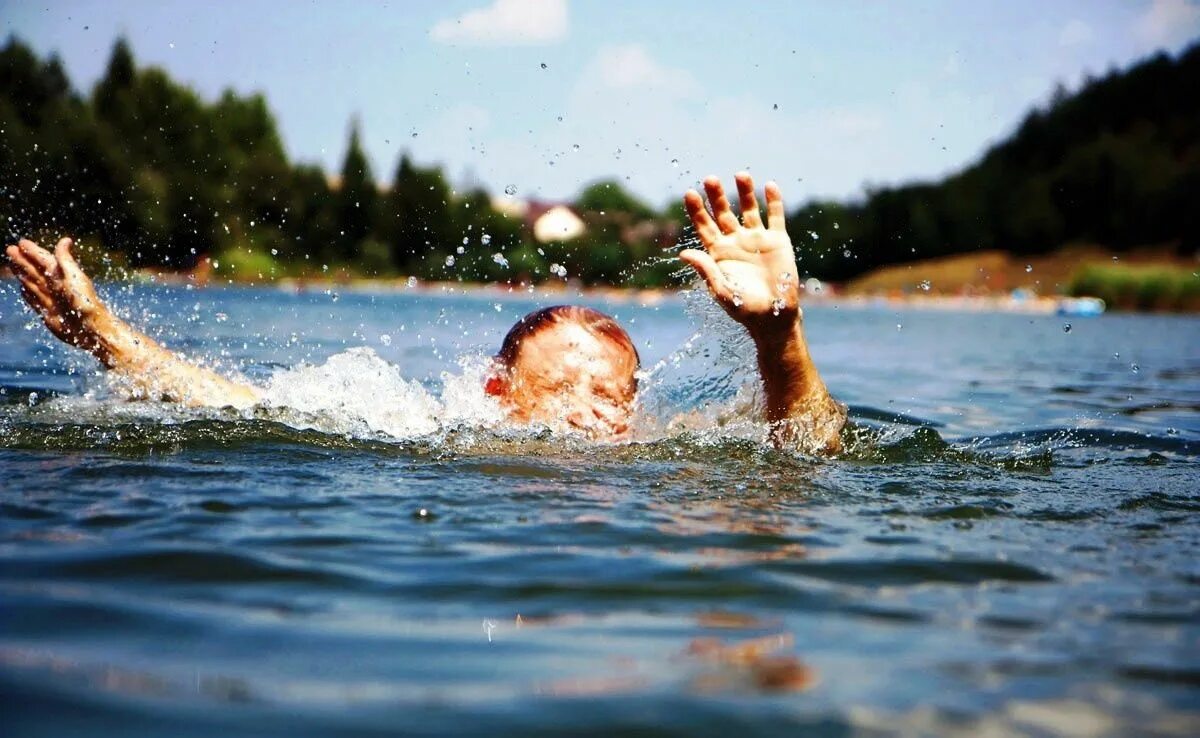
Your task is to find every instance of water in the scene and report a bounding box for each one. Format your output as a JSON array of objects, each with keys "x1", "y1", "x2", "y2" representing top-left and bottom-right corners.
[{"x1": 1, "y1": 282, "x2": 1197, "y2": 736}]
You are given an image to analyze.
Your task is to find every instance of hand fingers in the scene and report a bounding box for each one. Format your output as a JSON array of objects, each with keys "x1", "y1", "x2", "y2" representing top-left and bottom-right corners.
[
  {"x1": 679, "y1": 248, "x2": 732, "y2": 302},
  {"x1": 20, "y1": 282, "x2": 56, "y2": 317},
  {"x1": 764, "y1": 181, "x2": 787, "y2": 232},
  {"x1": 703, "y1": 176, "x2": 739, "y2": 234},
  {"x1": 6, "y1": 245, "x2": 52, "y2": 294},
  {"x1": 19, "y1": 238, "x2": 58, "y2": 276},
  {"x1": 735, "y1": 172, "x2": 763, "y2": 229},
  {"x1": 683, "y1": 189, "x2": 721, "y2": 246}
]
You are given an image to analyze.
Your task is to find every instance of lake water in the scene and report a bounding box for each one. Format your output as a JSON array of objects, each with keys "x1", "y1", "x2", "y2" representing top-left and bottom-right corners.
[{"x1": 1, "y1": 282, "x2": 1197, "y2": 736}]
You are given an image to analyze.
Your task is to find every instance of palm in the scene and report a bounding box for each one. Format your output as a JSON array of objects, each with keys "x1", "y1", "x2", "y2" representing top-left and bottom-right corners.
[
  {"x1": 681, "y1": 173, "x2": 800, "y2": 326},
  {"x1": 6, "y1": 238, "x2": 107, "y2": 350}
]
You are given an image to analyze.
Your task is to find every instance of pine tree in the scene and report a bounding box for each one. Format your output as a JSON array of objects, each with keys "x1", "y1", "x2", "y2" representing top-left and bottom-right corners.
[{"x1": 331, "y1": 119, "x2": 379, "y2": 262}]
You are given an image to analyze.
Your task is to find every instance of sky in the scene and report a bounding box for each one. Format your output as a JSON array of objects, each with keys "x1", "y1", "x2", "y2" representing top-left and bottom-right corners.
[{"x1": 5, "y1": 0, "x2": 1199, "y2": 208}]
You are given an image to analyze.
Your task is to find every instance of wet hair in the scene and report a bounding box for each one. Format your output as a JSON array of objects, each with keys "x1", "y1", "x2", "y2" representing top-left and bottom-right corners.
[{"x1": 496, "y1": 305, "x2": 640, "y2": 392}]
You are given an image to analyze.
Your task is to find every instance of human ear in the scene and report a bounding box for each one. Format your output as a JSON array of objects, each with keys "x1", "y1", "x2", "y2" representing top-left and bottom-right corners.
[{"x1": 485, "y1": 374, "x2": 506, "y2": 396}]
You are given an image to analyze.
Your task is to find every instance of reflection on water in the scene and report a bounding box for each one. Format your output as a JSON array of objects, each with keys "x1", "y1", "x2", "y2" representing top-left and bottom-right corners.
[{"x1": 1, "y1": 283, "x2": 1197, "y2": 736}]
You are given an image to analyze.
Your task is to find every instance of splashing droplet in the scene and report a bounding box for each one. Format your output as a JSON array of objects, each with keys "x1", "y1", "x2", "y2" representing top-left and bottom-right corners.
[
  {"x1": 1063, "y1": 323, "x2": 1071, "y2": 333},
  {"x1": 771, "y1": 297, "x2": 785, "y2": 315},
  {"x1": 492, "y1": 253, "x2": 509, "y2": 268},
  {"x1": 540, "y1": 62, "x2": 548, "y2": 69},
  {"x1": 504, "y1": 184, "x2": 517, "y2": 196},
  {"x1": 919, "y1": 280, "x2": 931, "y2": 291}
]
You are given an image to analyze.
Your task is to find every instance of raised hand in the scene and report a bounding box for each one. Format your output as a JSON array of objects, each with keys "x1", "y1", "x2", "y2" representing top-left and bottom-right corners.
[
  {"x1": 6, "y1": 236, "x2": 260, "y2": 407},
  {"x1": 680, "y1": 172, "x2": 800, "y2": 338},
  {"x1": 5, "y1": 238, "x2": 116, "y2": 358}
]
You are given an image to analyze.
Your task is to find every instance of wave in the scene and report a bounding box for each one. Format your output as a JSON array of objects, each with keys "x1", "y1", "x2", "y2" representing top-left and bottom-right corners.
[{"x1": 1, "y1": 347, "x2": 1194, "y2": 468}]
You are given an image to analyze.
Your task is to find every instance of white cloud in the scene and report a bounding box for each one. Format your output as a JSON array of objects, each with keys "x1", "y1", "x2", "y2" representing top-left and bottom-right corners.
[
  {"x1": 430, "y1": 0, "x2": 568, "y2": 46},
  {"x1": 1135, "y1": 0, "x2": 1200, "y2": 47},
  {"x1": 1059, "y1": 19, "x2": 1095, "y2": 47},
  {"x1": 586, "y1": 44, "x2": 700, "y2": 96}
]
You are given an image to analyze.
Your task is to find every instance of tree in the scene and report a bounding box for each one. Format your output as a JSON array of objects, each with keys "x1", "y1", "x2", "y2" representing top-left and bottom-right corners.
[
  {"x1": 576, "y1": 179, "x2": 656, "y2": 220},
  {"x1": 331, "y1": 120, "x2": 379, "y2": 263},
  {"x1": 383, "y1": 153, "x2": 456, "y2": 275}
]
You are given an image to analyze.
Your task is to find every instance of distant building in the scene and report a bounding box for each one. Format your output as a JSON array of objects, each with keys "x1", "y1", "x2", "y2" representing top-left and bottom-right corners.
[
  {"x1": 490, "y1": 197, "x2": 586, "y2": 243},
  {"x1": 531, "y1": 204, "x2": 586, "y2": 243}
]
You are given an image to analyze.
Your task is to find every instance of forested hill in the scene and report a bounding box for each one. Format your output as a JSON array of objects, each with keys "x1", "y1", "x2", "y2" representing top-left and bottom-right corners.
[
  {"x1": 1, "y1": 34, "x2": 1197, "y2": 286},
  {"x1": 790, "y1": 41, "x2": 1200, "y2": 281}
]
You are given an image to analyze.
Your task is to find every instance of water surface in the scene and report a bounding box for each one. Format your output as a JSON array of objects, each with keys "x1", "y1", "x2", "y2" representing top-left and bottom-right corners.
[{"x1": 1, "y1": 283, "x2": 1197, "y2": 736}]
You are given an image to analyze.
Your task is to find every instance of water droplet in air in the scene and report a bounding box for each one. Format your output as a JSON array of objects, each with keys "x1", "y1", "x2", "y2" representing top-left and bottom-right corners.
[
  {"x1": 492, "y1": 253, "x2": 509, "y2": 268},
  {"x1": 896, "y1": 323, "x2": 903, "y2": 331},
  {"x1": 481, "y1": 233, "x2": 492, "y2": 246},
  {"x1": 843, "y1": 249, "x2": 852, "y2": 258},
  {"x1": 771, "y1": 297, "x2": 785, "y2": 315},
  {"x1": 504, "y1": 184, "x2": 517, "y2": 196},
  {"x1": 671, "y1": 158, "x2": 679, "y2": 167},
  {"x1": 731, "y1": 293, "x2": 744, "y2": 308},
  {"x1": 1025, "y1": 264, "x2": 1033, "y2": 273},
  {"x1": 572, "y1": 143, "x2": 580, "y2": 151},
  {"x1": 1063, "y1": 323, "x2": 1071, "y2": 333},
  {"x1": 445, "y1": 255, "x2": 456, "y2": 267},
  {"x1": 919, "y1": 280, "x2": 931, "y2": 291},
  {"x1": 456, "y1": 246, "x2": 465, "y2": 254},
  {"x1": 379, "y1": 334, "x2": 392, "y2": 346},
  {"x1": 540, "y1": 62, "x2": 548, "y2": 69},
  {"x1": 773, "y1": 103, "x2": 779, "y2": 110},
  {"x1": 1130, "y1": 363, "x2": 1139, "y2": 374}
]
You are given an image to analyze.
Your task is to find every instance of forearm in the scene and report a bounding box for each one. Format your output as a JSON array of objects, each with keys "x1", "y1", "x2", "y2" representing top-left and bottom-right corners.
[
  {"x1": 750, "y1": 318, "x2": 846, "y2": 454},
  {"x1": 90, "y1": 312, "x2": 261, "y2": 409}
]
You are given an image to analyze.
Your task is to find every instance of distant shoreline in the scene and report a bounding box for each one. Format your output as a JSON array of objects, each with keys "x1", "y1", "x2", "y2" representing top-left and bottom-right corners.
[{"x1": 111, "y1": 271, "x2": 1112, "y2": 316}]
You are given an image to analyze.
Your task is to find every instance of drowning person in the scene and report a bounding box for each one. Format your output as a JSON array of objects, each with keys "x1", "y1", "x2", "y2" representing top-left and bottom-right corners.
[{"x1": 6, "y1": 173, "x2": 847, "y2": 453}]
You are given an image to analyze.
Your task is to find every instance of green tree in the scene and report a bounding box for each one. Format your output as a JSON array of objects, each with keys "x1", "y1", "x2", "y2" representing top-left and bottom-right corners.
[
  {"x1": 383, "y1": 154, "x2": 456, "y2": 275},
  {"x1": 330, "y1": 120, "x2": 379, "y2": 263}
]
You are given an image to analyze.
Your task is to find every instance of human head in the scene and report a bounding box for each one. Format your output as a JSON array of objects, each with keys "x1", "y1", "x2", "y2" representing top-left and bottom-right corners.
[{"x1": 486, "y1": 305, "x2": 640, "y2": 437}]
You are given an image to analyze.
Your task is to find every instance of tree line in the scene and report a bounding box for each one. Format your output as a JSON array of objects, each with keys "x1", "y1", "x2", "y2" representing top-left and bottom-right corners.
[
  {"x1": 788, "y1": 42, "x2": 1199, "y2": 281},
  {"x1": 2, "y1": 35, "x2": 1197, "y2": 287}
]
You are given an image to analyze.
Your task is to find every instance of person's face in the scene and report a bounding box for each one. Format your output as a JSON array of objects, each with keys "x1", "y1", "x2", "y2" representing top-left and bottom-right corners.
[{"x1": 490, "y1": 321, "x2": 637, "y2": 438}]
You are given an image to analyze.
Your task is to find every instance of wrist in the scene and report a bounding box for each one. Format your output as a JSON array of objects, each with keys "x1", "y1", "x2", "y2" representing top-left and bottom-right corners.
[
  {"x1": 87, "y1": 311, "x2": 141, "y2": 369},
  {"x1": 748, "y1": 313, "x2": 805, "y2": 353}
]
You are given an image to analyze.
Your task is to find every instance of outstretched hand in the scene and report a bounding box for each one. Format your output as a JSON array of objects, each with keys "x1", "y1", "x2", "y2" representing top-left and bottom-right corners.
[
  {"x1": 681, "y1": 173, "x2": 800, "y2": 338},
  {"x1": 5, "y1": 237, "x2": 114, "y2": 355}
]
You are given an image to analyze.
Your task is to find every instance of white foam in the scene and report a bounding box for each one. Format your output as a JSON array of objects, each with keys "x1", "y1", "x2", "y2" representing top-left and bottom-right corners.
[{"x1": 260, "y1": 347, "x2": 503, "y2": 440}]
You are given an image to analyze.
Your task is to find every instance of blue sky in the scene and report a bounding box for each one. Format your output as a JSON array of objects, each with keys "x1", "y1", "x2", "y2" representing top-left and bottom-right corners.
[{"x1": 6, "y1": 0, "x2": 1199, "y2": 208}]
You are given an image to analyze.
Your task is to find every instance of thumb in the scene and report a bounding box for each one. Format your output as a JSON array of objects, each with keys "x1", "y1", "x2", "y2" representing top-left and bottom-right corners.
[
  {"x1": 54, "y1": 237, "x2": 87, "y2": 283},
  {"x1": 679, "y1": 248, "x2": 731, "y2": 301}
]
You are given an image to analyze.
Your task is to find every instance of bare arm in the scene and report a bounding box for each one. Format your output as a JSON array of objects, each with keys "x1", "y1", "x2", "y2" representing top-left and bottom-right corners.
[
  {"x1": 6, "y1": 238, "x2": 260, "y2": 408},
  {"x1": 680, "y1": 173, "x2": 845, "y2": 454}
]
